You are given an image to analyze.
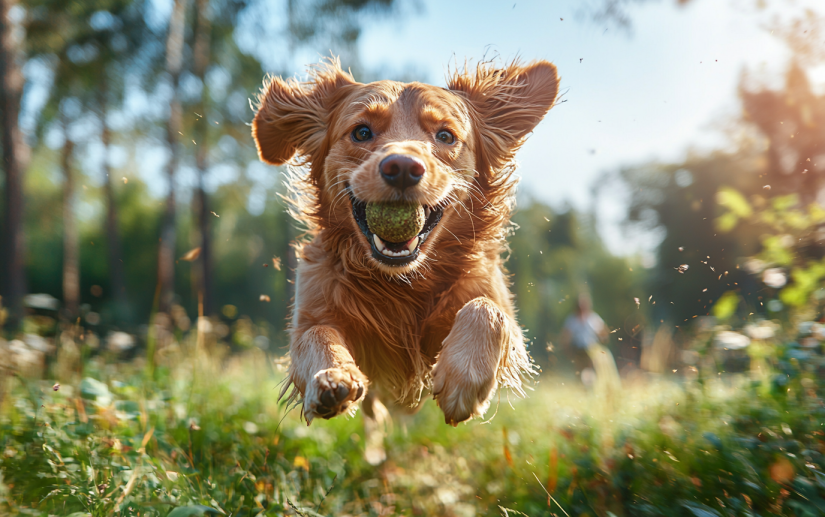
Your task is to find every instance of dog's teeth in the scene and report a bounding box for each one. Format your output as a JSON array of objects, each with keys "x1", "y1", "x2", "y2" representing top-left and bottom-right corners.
[
  {"x1": 420, "y1": 232, "x2": 429, "y2": 243},
  {"x1": 424, "y1": 206, "x2": 432, "y2": 218},
  {"x1": 379, "y1": 247, "x2": 410, "y2": 257},
  {"x1": 373, "y1": 234, "x2": 385, "y2": 251},
  {"x1": 407, "y1": 236, "x2": 419, "y2": 252}
]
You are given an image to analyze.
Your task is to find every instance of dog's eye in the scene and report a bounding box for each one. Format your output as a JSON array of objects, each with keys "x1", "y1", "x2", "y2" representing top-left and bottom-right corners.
[
  {"x1": 436, "y1": 129, "x2": 455, "y2": 145},
  {"x1": 352, "y1": 125, "x2": 373, "y2": 142}
]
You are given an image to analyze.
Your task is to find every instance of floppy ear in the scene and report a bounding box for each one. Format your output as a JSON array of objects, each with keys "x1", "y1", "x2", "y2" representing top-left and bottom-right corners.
[
  {"x1": 252, "y1": 61, "x2": 356, "y2": 165},
  {"x1": 448, "y1": 60, "x2": 559, "y2": 172}
]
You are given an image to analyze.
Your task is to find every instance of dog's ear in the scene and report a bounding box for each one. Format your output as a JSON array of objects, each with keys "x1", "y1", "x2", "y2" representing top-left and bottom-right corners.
[
  {"x1": 253, "y1": 61, "x2": 356, "y2": 165},
  {"x1": 448, "y1": 60, "x2": 559, "y2": 171}
]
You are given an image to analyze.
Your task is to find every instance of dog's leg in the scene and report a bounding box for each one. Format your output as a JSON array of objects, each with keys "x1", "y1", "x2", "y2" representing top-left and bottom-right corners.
[
  {"x1": 432, "y1": 297, "x2": 533, "y2": 426},
  {"x1": 285, "y1": 325, "x2": 367, "y2": 424}
]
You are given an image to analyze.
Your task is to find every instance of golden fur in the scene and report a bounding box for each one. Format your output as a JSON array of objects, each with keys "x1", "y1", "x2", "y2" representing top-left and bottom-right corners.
[{"x1": 252, "y1": 57, "x2": 560, "y2": 426}]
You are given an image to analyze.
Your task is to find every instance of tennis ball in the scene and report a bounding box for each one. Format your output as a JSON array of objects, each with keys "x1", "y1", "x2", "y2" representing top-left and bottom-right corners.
[{"x1": 366, "y1": 202, "x2": 425, "y2": 243}]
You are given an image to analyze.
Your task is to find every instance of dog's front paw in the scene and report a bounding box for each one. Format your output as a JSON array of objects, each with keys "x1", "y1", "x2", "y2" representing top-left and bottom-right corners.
[
  {"x1": 432, "y1": 362, "x2": 497, "y2": 427},
  {"x1": 304, "y1": 365, "x2": 367, "y2": 424}
]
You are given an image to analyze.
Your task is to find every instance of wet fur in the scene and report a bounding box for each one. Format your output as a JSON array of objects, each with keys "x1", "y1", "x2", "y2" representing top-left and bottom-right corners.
[{"x1": 252, "y1": 57, "x2": 560, "y2": 425}]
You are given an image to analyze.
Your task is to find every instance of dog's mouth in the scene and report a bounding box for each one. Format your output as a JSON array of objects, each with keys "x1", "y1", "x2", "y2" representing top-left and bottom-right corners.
[{"x1": 348, "y1": 189, "x2": 444, "y2": 266}]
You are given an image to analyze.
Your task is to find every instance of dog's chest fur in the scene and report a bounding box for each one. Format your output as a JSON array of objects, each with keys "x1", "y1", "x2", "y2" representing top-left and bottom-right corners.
[{"x1": 292, "y1": 231, "x2": 502, "y2": 404}]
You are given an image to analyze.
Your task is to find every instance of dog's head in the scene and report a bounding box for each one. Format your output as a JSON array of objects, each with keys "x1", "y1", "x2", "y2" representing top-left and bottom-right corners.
[{"x1": 253, "y1": 58, "x2": 559, "y2": 276}]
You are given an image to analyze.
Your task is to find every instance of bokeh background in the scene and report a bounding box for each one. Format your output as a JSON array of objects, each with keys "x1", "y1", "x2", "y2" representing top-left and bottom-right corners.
[
  {"x1": 0, "y1": 0, "x2": 806, "y2": 353},
  {"x1": 3, "y1": 0, "x2": 825, "y2": 515},
  {"x1": 2, "y1": 0, "x2": 823, "y2": 369}
]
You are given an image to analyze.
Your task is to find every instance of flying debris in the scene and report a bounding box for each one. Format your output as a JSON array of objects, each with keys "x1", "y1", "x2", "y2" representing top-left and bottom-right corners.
[
  {"x1": 675, "y1": 264, "x2": 689, "y2": 273},
  {"x1": 180, "y1": 247, "x2": 201, "y2": 262}
]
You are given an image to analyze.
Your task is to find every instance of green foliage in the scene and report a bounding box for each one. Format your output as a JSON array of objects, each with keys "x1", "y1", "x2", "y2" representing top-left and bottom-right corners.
[
  {"x1": 712, "y1": 290, "x2": 740, "y2": 321},
  {"x1": 781, "y1": 262, "x2": 825, "y2": 308},
  {"x1": 4, "y1": 336, "x2": 825, "y2": 516},
  {"x1": 715, "y1": 187, "x2": 752, "y2": 232},
  {"x1": 717, "y1": 185, "x2": 825, "y2": 313}
]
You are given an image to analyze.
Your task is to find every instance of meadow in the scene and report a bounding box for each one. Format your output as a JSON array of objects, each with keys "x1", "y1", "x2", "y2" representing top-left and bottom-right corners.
[{"x1": 2, "y1": 327, "x2": 824, "y2": 517}]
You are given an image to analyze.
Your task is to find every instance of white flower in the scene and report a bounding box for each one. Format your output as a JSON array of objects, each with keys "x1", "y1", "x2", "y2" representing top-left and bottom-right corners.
[
  {"x1": 714, "y1": 331, "x2": 750, "y2": 350},
  {"x1": 763, "y1": 268, "x2": 787, "y2": 289},
  {"x1": 744, "y1": 258, "x2": 766, "y2": 274},
  {"x1": 107, "y1": 332, "x2": 135, "y2": 352},
  {"x1": 744, "y1": 321, "x2": 777, "y2": 340}
]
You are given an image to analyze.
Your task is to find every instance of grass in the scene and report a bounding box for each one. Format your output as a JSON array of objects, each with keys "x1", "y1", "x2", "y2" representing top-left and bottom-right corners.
[{"x1": 2, "y1": 341, "x2": 825, "y2": 516}]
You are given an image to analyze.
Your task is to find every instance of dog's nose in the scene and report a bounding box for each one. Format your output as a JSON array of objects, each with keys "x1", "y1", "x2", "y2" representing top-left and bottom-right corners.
[{"x1": 379, "y1": 154, "x2": 425, "y2": 191}]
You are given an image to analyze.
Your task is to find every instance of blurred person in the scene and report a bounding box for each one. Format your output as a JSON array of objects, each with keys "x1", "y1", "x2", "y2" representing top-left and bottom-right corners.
[{"x1": 560, "y1": 293, "x2": 609, "y2": 387}]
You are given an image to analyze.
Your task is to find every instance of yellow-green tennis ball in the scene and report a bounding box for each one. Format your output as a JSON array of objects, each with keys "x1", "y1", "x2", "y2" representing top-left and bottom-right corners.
[{"x1": 366, "y1": 202, "x2": 425, "y2": 243}]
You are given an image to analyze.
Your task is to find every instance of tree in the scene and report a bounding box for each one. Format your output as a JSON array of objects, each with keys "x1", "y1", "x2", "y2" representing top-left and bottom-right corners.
[
  {"x1": 60, "y1": 118, "x2": 78, "y2": 319},
  {"x1": 26, "y1": 0, "x2": 159, "y2": 324},
  {"x1": 0, "y1": 0, "x2": 27, "y2": 329},
  {"x1": 741, "y1": 62, "x2": 825, "y2": 205},
  {"x1": 99, "y1": 74, "x2": 130, "y2": 320},
  {"x1": 157, "y1": 0, "x2": 188, "y2": 314},
  {"x1": 190, "y1": 0, "x2": 212, "y2": 315}
]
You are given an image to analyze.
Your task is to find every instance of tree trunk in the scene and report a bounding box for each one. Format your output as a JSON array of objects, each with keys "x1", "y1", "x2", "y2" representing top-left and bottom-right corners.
[
  {"x1": 61, "y1": 126, "x2": 79, "y2": 320},
  {"x1": 192, "y1": 0, "x2": 213, "y2": 315},
  {"x1": 99, "y1": 81, "x2": 129, "y2": 322},
  {"x1": 0, "y1": 0, "x2": 27, "y2": 328},
  {"x1": 158, "y1": 0, "x2": 188, "y2": 313}
]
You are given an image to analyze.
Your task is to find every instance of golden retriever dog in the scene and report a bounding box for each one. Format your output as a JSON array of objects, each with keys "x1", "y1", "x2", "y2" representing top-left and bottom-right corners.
[{"x1": 252, "y1": 58, "x2": 559, "y2": 430}]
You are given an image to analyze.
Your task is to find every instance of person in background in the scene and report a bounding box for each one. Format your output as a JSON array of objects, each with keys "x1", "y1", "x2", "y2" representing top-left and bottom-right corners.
[{"x1": 560, "y1": 292, "x2": 609, "y2": 386}]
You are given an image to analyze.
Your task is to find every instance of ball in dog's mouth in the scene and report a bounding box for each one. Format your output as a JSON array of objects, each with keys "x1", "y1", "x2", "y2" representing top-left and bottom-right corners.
[
  {"x1": 349, "y1": 190, "x2": 444, "y2": 266},
  {"x1": 366, "y1": 202, "x2": 425, "y2": 243}
]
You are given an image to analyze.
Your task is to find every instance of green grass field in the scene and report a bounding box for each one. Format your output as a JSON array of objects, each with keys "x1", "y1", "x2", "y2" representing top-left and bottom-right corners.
[{"x1": 2, "y1": 344, "x2": 825, "y2": 517}]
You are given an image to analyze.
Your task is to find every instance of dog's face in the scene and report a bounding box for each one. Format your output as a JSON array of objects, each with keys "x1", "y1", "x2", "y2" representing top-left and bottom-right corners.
[
  {"x1": 253, "y1": 60, "x2": 559, "y2": 276},
  {"x1": 324, "y1": 81, "x2": 478, "y2": 272}
]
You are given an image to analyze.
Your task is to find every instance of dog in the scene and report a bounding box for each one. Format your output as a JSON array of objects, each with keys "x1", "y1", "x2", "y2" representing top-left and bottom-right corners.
[{"x1": 252, "y1": 58, "x2": 559, "y2": 430}]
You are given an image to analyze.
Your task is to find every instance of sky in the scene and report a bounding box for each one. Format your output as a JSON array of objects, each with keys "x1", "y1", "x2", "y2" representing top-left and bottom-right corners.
[{"x1": 339, "y1": 0, "x2": 822, "y2": 259}]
